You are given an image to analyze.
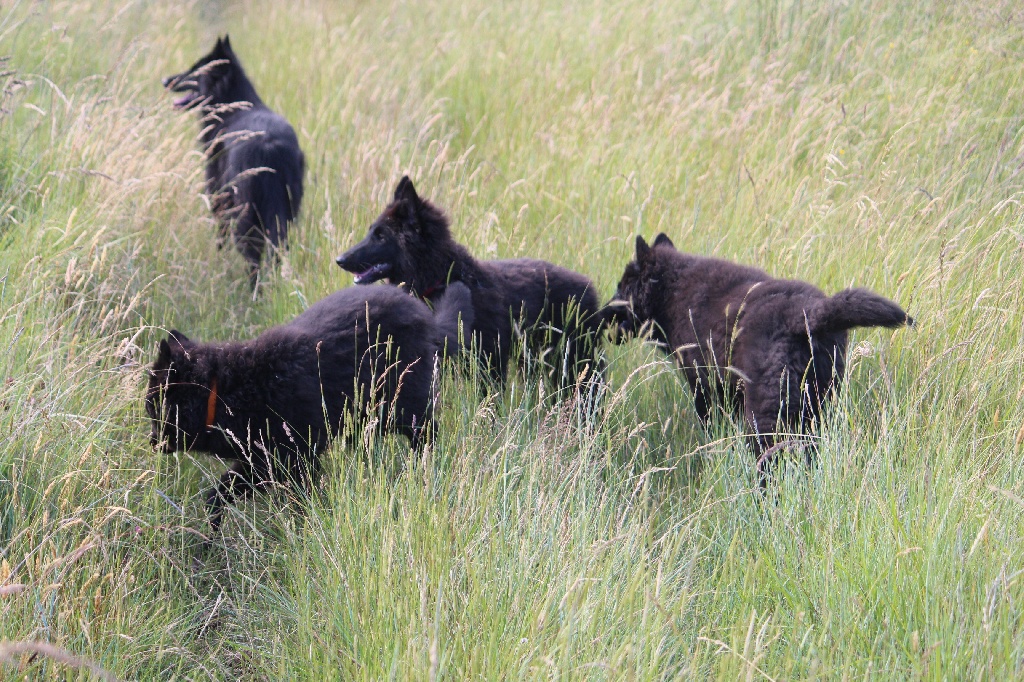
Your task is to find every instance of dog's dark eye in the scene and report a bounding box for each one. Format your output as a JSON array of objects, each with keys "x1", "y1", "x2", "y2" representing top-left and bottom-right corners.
[{"x1": 374, "y1": 230, "x2": 384, "y2": 242}]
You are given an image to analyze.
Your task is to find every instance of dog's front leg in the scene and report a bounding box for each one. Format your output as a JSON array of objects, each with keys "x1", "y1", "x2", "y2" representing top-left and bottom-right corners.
[{"x1": 207, "y1": 460, "x2": 258, "y2": 531}]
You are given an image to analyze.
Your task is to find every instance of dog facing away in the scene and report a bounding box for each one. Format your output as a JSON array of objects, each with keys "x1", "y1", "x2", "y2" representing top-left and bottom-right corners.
[
  {"x1": 336, "y1": 176, "x2": 604, "y2": 392},
  {"x1": 163, "y1": 35, "x2": 305, "y2": 288},
  {"x1": 146, "y1": 283, "x2": 473, "y2": 529},
  {"x1": 603, "y1": 233, "x2": 912, "y2": 476}
]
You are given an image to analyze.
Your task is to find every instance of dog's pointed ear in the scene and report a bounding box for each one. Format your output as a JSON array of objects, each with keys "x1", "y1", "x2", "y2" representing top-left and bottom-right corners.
[
  {"x1": 168, "y1": 329, "x2": 191, "y2": 347},
  {"x1": 394, "y1": 176, "x2": 420, "y2": 205},
  {"x1": 635, "y1": 235, "x2": 652, "y2": 262},
  {"x1": 390, "y1": 176, "x2": 424, "y2": 229},
  {"x1": 652, "y1": 233, "x2": 674, "y2": 249},
  {"x1": 157, "y1": 339, "x2": 172, "y2": 364},
  {"x1": 152, "y1": 338, "x2": 177, "y2": 376},
  {"x1": 212, "y1": 36, "x2": 234, "y2": 59}
]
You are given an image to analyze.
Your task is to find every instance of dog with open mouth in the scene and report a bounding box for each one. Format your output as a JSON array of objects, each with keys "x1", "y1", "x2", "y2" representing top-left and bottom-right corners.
[
  {"x1": 163, "y1": 35, "x2": 305, "y2": 289},
  {"x1": 336, "y1": 177, "x2": 606, "y2": 394}
]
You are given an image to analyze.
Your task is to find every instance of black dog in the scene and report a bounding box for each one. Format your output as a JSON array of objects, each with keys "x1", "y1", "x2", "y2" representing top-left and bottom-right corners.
[
  {"x1": 163, "y1": 35, "x2": 305, "y2": 288},
  {"x1": 604, "y1": 233, "x2": 912, "y2": 476},
  {"x1": 336, "y1": 177, "x2": 604, "y2": 392},
  {"x1": 146, "y1": 283, "x2": 473, "y2": 529}
]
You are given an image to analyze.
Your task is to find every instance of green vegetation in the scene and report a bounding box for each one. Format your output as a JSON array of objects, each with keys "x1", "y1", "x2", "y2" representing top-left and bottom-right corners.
[{"x1": 1, "y1": 0, "x2": 1022, "y2": 678}]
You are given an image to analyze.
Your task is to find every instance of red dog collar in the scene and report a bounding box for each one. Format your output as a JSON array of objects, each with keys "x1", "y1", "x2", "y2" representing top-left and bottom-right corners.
[{"x1": 205, "y1": 377, "x2": 218, "y2": 431}]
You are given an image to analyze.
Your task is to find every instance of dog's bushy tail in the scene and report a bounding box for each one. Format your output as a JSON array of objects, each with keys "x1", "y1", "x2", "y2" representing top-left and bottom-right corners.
[
  {"x1": 807, "y1": 288, "x2": 913, "y2": 334},
  {"x1": 433, "y1": 282, "x2": 475, "y2": 356}
]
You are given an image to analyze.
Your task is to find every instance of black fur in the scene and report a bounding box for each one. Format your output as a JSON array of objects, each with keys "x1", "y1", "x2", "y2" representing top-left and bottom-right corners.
[
  {"x1": 163, "y1": 35, "x2": 305, "y2": 288},
  {"x1": 336, "y1": 176, "x2": 604, "y2": 390},
  {"x1": 604, "y1": 233, "x2": 912, "y2": 475},
  {"x1": 146, "y1": 284, "x2": 473, "y2": 529}
]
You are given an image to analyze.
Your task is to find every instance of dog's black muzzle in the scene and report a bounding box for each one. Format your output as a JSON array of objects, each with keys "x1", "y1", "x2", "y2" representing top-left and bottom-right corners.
[
  {"x1": 599, "y1": 300, "x2": 638, "y2": 345},
  {"x1": 162, "y1": 72, "x2": 191, "y2": 91},
  {"x1": 162, "y1": 73, "x2": 201, "y2": 109},
  {"x1": 336, "y1": 248, "x2": 392, "y2": 285}
]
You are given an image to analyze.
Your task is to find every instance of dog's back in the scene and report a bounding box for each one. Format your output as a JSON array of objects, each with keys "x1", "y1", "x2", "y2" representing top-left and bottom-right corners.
[
  {"x1": 472, "y1": 257, "x2": 602, "y2": 378},
  {"x1": 285, "y1": 286, "x2": 442, "y2": 399},
  {"x1": 284, "y1": 285, "x2": 470, "y2": 418},
  {"x1": 478, "y1": 258, "x2": 599, "y2": 325}
]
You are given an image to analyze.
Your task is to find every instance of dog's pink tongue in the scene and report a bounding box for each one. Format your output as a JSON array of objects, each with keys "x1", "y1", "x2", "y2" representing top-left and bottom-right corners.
[{"x1": 173, "y1": 94, "x2": 193, "y2": 109}]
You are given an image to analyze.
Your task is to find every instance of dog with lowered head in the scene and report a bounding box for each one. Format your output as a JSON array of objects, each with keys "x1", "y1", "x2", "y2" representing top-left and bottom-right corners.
[
  {"x1": 163, "y1": 35, "x2": 305, "y2": 288},
  {"x1": 604, "y1": 233, "x2": 912, "y2": 475},
  {"x1": 336, "y1": 176, "x2": 604, "y2": 391},
  {"x1": 146, "y1": 283, "x2": 472, "y2": 529}
]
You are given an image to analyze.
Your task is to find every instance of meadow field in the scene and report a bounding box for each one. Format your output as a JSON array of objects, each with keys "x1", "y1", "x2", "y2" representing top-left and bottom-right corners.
[{"x1": 2, "y1": 0, "x2": 1023, "y2": 678}]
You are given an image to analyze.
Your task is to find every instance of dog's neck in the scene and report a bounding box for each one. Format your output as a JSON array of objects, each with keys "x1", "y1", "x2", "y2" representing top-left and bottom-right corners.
[{"x1": 408, "y1": 238, "x2": 478, "y2": 299}]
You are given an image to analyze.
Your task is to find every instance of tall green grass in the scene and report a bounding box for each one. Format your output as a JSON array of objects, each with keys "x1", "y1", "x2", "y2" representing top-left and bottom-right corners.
[{"x1": 1, "y1": 0, "x2": 1023, "y2": 678}]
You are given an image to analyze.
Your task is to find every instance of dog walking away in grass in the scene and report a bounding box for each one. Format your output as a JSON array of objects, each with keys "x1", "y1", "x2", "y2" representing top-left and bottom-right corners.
[
  {"x1": 336, "y1": 176, "x2": 605, "y2": 395},
  {"x1": 163, "y1": 35, "x2": 305, "y2": 289},
  {"x1": 146, "y1": 283, "x2": 473, "y2": 530},
  {"x1": 603, "y1": 233, "x2": 912, "y2": 480}
]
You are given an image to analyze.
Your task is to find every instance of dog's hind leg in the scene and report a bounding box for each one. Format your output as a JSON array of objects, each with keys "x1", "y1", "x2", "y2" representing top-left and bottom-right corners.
[
  {"x1": 748, "y1": 430, "x2": 779, "y2": 490},
  {"x1": 740, "y1": 378, "x2": 783, "y2": 488},
  {"x1": 239, "y1": 152, "x2": 294, "y2": 275},
  {"x1": 232, "y1": 205, "x2": 266, "y2": 290},
  {"x1": 262, "y1": 217, "x2": 285, "y2": 274},
  {"x1": 745, "y1": 372, "x2": 808, "y2": 488}
]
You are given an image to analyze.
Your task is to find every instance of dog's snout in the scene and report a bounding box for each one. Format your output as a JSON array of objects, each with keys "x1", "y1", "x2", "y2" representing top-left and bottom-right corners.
[
  {"x1": 162, "y1": 75, "x2": 173, "y2": 88},
  {"x1": 335, "y1": 254, "x2": 347, "y2": 267}
]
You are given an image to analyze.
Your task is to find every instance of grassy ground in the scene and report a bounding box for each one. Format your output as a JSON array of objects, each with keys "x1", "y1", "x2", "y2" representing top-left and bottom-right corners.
[{"x1": 1, "y1": 0, "x2": 1023, "y2": 678}]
